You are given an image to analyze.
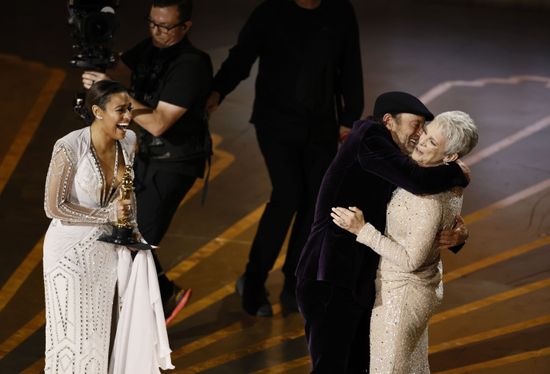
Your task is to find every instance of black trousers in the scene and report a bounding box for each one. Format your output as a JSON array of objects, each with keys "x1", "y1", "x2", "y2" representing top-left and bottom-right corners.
[
  {"x1": 134, "y1": 157, "x2": 196, "y2": 302},
  {"x1": 296, "y1": 278, "x2": 373, "y2": 374},
  {"x1": 245, "y1": 129, "x2": 337, "y2": 289}
]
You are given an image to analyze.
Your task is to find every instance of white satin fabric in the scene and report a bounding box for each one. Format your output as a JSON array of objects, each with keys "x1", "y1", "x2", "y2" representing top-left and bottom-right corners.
[{"x1": 110, "y1": 248, "x2": 174, "y2": 373}]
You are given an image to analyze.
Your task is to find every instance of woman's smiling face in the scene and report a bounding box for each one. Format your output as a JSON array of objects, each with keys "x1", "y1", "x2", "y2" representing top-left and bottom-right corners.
[
  {"x1": 94, "y1": 92, "x2": 132, "y2": 140},
  {"x1": 411, "y1": 121, "x2": 449, "y2": 166}
]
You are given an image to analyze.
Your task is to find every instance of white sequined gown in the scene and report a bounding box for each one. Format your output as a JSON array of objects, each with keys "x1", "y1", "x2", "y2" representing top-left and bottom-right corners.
[
  {"x1": 43, "y1": 127, "x2": 130, "y2": 373},
  {"x1": 356, "y1": 187, "x2": 462, "y2": 374}
]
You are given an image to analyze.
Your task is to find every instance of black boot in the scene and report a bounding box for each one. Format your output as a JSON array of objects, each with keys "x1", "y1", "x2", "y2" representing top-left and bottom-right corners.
[{"x1": 236, "y1": 275, "x2": 273, "y2": 317}]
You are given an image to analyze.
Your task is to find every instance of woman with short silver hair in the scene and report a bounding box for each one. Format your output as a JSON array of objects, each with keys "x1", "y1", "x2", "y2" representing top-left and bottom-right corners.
[
  {"x1": 431, "y1": 110, "x2": 479, "y2": 158},
  {"x1": 331, "y1": 111, "x2": 479, "y2": 373}
]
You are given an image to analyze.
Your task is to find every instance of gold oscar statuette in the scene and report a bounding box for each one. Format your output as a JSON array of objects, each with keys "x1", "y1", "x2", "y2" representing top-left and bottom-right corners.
[{"x1": 98, "y1": 165, "x2": 153, "y2": 250}]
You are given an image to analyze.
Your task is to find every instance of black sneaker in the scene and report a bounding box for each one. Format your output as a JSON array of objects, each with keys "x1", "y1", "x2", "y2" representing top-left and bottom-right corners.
[{"x1": 236, "y1": 275, "x2": 273, "y2": 317}]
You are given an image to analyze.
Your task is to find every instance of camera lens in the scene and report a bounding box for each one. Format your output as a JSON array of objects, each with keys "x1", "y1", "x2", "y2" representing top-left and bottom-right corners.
[{"x1": 84, "y1": 13, "x2": 116, "y2": 43}]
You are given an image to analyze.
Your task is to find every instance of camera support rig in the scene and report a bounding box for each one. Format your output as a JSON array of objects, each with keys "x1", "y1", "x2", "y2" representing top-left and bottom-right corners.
[
  {"x1": 68, "y1": 0, "x2": 120, "y2": 117},
  {"x1": 68, "y1": 0, "x2": 120, "y2": 70}
]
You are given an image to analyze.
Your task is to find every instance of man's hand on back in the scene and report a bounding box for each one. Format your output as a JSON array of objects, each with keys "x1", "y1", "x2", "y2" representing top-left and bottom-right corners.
[{"x1": 437, "y1": 215, "x2": 468, "y2": 251}]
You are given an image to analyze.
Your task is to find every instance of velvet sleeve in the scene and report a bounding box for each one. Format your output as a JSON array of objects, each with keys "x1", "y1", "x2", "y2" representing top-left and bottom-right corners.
[
  {"x1": 448, "y1": 243, "x2": 465, "y2": 254},
  {"x1": 358, "y1": 133, "x2": 468, "y2": 195}
]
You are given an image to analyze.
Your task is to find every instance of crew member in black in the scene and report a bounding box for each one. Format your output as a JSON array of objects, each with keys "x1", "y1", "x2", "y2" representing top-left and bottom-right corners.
[
  {"x1": 206, "y1": 0, "x2": 364, "y2": 316},
  {"x1": 82, "y1": 0, "x2": 212, "y2": 324}
]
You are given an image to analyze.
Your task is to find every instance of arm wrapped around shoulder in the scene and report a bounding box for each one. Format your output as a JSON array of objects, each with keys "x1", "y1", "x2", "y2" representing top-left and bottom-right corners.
[{"x1": 358, "y1": 129, "x2": 469, "y2": 195}]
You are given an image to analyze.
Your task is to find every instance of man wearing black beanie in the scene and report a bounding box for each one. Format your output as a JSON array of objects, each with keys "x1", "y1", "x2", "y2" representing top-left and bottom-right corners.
[{"x1": 295, "y1": 91, "x2": 469, "y2": 373}]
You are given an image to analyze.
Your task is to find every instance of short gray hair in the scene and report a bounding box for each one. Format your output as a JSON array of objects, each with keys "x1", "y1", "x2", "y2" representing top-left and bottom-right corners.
[{"x1": 431, "y1": 111, "x2": 479, "y2": 158}]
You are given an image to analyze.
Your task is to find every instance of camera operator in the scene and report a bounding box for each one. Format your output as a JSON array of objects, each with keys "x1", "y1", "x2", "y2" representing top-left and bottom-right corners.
[{"x1": 82, "y1": 0, "x2": 213, "y2": 324}]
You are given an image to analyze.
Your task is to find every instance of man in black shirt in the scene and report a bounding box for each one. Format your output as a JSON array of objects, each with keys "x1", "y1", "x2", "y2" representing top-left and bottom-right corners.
[
  {"x1": 82, "y1": 0, "x2": 212, "y2": 324},
  {"x1": 207, "y1": 0, "x2": 364, "y2": 317}
]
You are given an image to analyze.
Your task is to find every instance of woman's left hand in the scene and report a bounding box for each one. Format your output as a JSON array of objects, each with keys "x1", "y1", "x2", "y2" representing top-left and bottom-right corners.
[{"x1": 331, "y1": 206, "x2": 365, "y2": 235}]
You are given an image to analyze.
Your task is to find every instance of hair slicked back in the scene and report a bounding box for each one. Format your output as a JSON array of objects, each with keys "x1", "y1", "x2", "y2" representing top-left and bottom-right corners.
[
  {"x1": 152, "y1": 0, "x2": 193, "y2": 22},
  {"x1": 79, "y1": 80, "x2": 127, "y2": 125}
]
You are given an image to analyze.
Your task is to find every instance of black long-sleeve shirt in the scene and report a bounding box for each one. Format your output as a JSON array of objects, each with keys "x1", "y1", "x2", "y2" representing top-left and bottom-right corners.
[{"x1": 212, "y1": 0, "x2": 364, "y2": 140}]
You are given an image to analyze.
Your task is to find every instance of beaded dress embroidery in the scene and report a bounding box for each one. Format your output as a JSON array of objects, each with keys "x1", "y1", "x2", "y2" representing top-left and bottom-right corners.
[
  {"x1": 43, "y1": 128, "x2": 134, "y2": 374},
  {"x1": 356, "y1": 187, "x2": 462, "y2": 374}
]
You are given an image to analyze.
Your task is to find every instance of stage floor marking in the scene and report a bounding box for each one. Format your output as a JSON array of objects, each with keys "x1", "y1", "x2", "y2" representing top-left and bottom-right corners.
[{"x1": 430, "y1": 278, "x2": 550, "y2": 325}]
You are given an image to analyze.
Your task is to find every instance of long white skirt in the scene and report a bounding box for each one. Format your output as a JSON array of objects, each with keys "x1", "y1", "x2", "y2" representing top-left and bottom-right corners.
[
  {"x1": 43, "y1": 220, "x2": 174, "y2": 373},
  {"x1": 44, "y1": 222, "x2": 117, "y2": 374}
]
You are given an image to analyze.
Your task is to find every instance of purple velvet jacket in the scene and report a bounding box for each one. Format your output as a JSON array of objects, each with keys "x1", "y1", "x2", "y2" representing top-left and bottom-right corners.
[{"x1": 295, "y1": 119, "x2": 468, "y2": 304}]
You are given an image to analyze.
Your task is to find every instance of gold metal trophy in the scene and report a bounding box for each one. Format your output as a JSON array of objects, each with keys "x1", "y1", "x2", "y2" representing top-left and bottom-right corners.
[{"x1": 98, "y1": 165, "x2": 153, "y2": 250}]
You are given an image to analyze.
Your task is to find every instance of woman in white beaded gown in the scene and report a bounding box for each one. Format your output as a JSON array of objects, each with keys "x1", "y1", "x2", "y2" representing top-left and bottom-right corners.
[
  {"x1": 331, "y1": 111, "x2": 479, "y2": 374},
  {"x1": 43, "y1": 81, "x2": 173, "y2": 373}
]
